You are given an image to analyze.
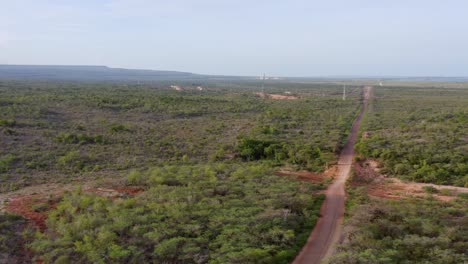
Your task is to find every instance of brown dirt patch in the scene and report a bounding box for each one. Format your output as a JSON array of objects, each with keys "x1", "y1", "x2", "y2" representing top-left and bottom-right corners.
[
  {"x1": 255, "y1": 92, "x2": 299, "y2": 100},
  {"x1": 277, "y1": 166, "x2": 336, "y2": 183},
  {"x1": 352, "y1": 159, "x2": 468, "y2": 202},
  {"x1": 4, "y1": 195, "x2": 58, "y2": 231}
]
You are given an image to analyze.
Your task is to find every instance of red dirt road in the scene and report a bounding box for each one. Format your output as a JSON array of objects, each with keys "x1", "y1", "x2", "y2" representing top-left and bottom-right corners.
[{"x1": 293, "y1": 86, "x2": 371, "y2": 264}]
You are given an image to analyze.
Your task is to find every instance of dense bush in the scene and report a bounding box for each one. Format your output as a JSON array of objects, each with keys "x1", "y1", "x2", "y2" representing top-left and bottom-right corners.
[
  {"x1": 237, "y1": 137, "x2": 325, "y2": 171},
  {"x1": 328, "y1": 197, "x2": 468, "y2": 264},
  {"x1": 0, "y1": 213, "x2": 27, "y2": 262},
  {"x1": 356, "y1": 87, "x2": 468, "y2": 186},
  {"x1": 31, "y1": 163, "x2": 325, "y2": 263},
  {"x1": 0, "y1": 154, "x2": 16, "y2": 173},
  {"x1": 0, "y1": 119, "x2": 16, "y2": 127},
  {"x1": 0, "y1": 80, "x2": 359, "y2": 189}
]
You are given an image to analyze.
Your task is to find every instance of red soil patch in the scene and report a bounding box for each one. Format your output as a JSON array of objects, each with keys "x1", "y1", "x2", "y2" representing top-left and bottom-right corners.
[
  {"x1": 352, "y1": 159, "x2": 468, "y2": 202},
  {"x1": 4, "y1": 195, "x2": 57, "y2": 231}
]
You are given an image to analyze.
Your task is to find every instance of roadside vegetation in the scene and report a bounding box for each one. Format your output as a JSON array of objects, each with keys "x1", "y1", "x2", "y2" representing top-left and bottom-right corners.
[
  {"x1": 333, "y1": 85, "x2": 468, "y2": 263},
  {"x1": 329, "y1": 186, "x2": 467, "y2": 264},
  {"x1": 355, "y1": 86, "x2": 468, "y2": 186}
]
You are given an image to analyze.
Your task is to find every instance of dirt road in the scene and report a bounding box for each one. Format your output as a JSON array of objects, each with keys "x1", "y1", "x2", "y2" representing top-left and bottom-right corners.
[{"x1": 293, "y1": 86, "x2": 371, "y2": 264}]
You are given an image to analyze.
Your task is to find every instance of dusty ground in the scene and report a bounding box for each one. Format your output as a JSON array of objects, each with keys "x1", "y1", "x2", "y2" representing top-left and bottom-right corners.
[
  {"x1": 276, "y1": 165, "x2": 337, "y2": 183},
  {"x1": 255, "y1": 92, "x2": 299, "y2": 100},
  {"x1": 4, "y1": 195, "x2": 57, "y2": 231},
  {"x1": 353, "y1": 159, "x2": 468, "y2": 202}
]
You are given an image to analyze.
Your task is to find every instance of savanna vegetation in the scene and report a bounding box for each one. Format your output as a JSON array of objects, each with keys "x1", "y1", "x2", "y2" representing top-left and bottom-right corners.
[
  {"x1": 0, "y1": 213, "x2": 28, "y2": 262},
  {"x1": 0, "y1": 80, "x2": 360, "y2": 192},
  {"x1": 355, "y1": 87, "x2": 468, "y2": 186},
  {"x1": 328, "y1": 187, "x2": 468, "y2": 264},
  {"x1": 4, "y1": 80, "x2": 465, "y2": 263},
  {"x1": 31, "y1": 164, "x2": 325, "y2": 263},
  {"x1": 0, "y1": 79, "x2": 361, "y2": 263},
  {"x1": 333, "y1": 85, "x2": 468, "y2": 263}
]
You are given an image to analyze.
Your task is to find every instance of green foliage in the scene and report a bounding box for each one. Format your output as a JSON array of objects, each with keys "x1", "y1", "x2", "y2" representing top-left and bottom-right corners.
[
  {"x1": 57, "y1": 150, "x2": 89, "y2": 172},
  {"x1": 0, "y1": 80, "x2": 360, "y2": 261},
  {"x1": 356, "y1": 87, "x2": 468, "y2": 186},
  {"x1": 31, "y1": 163, "x2": 324, "y2": 263},
  {"x1": 0, "y1": 119, "x2": 16, "y2": 127},
  {"x1": 237, "y1": 137, "x2": 327, "y2": 171},
  {"x1": 109, "y1": 123, "x2": 130, "y2": 133},
  {"x1": 0, "y1": 213, "x2": 27, "y2": 262},
  {"x1": 0, "y1": 154, "x2": 16, "y2": 173},
  {"x1": 55, "y1": 133, "x2": 105, "y2": 144},
  {"x1": 422, "y1": 185, "x2": 439, "y2": 194},
  {"x1": 0, "y1": 80, "x2": 359, "y2": 189},
  {"x1": 238, "y1": 138, "x2": 279, "y2": 161},
  {"x1": 328, "y1": 198, "x2": 468, "y2": 264}
]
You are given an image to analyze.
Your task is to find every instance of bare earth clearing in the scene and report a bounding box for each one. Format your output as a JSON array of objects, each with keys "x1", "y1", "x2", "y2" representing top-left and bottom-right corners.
[
  {"x1": 354, "y1": 160, "x2": 468, "y2": 202},
  {"x1": 277, "y1": 166, "x2": 337, "y2": 183},
  {"x1": 255, "y1": 92, "x2": 299, "y2": 100}
]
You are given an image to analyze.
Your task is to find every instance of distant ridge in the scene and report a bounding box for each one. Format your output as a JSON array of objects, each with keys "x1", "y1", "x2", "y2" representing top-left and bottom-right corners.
[
  {"x1": 0, "y1": 65, "x2": 200, "y2": 82},
  {"x1": 1, "y1": 64, "x2": 467, "y2": 82}
]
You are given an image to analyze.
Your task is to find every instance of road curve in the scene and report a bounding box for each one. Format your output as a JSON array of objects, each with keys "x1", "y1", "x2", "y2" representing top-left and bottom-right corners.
[{"x1": 293, "y1": 86, "x2": 372, "y2": 264}]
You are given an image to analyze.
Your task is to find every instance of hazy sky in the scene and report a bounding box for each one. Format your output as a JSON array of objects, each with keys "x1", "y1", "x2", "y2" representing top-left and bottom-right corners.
[{"x1": 1, "y1": 0, "x2": 467, "y2": 76}]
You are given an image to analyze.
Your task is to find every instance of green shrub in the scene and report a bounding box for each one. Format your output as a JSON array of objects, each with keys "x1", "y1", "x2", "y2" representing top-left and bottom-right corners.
[
  {"x1": 440, "y1": 188, "x2": 455, "y2": 196},
  {"x1": 109, "y1": 123, "x2": 130, "y2": 132},
  {"x1": 422, "y1": 185, "x2": 439, "y2": 194},
  {"x1": 0, "y1": 213, "x2": 26, "y2": 260},
  {"x1": 0, "y1": 119, "x2": 16, "y2": 127},
  {"x1": 127, "y1": 170, "x2": 144, "y2": 185},
  {"x1": 57, "y1": 150, "x2": 88, "y2": 172},
  {"x1": 55, "y1": 133, "x2": 105, "y2": 144},
  {"x1": 329, "y1": 198, "x2": 468, "y2": 264},
  {"x1": 0, "y1": 154, "x2": 16, "y2": 173}
]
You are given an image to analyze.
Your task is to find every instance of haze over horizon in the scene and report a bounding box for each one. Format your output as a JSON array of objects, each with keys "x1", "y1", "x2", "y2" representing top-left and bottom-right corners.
[{"x1": 1, "y1": 0, "x2": 468, "y2": 77}]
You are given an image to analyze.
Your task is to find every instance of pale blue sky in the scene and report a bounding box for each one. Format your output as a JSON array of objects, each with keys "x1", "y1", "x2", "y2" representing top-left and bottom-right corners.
[{"x1": 1, "y1": 0, "x2": 467, "y2": 76}]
